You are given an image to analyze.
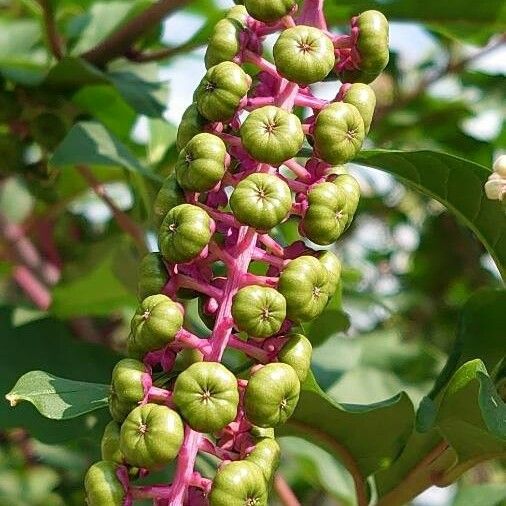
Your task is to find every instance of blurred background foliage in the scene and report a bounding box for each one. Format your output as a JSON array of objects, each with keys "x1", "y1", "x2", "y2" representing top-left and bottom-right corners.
[{"x1": 0, "y1": 0, "x2": 504, "y2": 504}]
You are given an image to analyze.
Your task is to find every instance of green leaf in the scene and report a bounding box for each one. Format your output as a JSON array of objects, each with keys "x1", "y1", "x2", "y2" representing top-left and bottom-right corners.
[
  {"x1": 353, "y1": 150, "x2": 505, "y2": 278},
  {"x1": 44, "y1": 57, "x2": 106, "y2": 89},
  {"x1": 0, "y1": 19, "x2": 48, "y2": 85},
  {"x1": 324, "y1": 0, "x2": 506, "y2": 43},
  {"x1": 435, "y1": 360, "x2": 506, "y2": 462},
  {"x1": 51, "y1": 247, "x2": 137, "y2": 318},
  {"x1": 50, "y1": 121, "x2": 162, "y2": 182},
  {"x1": 278, "y1": 372, "x2": 414, "y2": 478},
  {"x1": 452, "y1": 484, "x2": 506, "y2": 506},
  {"x1": 0, "y1": 306, "x2": 120, "y2": 443},
  {"x1": 6, "y1": 371, "x2": 109, "y2": 420}
]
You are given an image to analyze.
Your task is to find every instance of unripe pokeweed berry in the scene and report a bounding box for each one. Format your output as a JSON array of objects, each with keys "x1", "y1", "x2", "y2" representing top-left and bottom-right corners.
[
  {"x1": 273, "y1": 25, "x2": 335, "y2": 85},
  {"x1": 333, "y1": 173, "x2": 360, "y2": 226},
  {"x1": 227, "y1": 4, "x2": 248, "y2": 23},
  {"x1": 173, "y1": 362, "x2": 239, "y2": 433},
  {"x1": 341, "y1": 83, "x2": 376, "y2": 133},
  {"x1": 119, "y1": 403, "x2": 184, "y2": 469},
  {"x1": 231, "y1": 285, "x2": 286, "y2": 338},
  {"x1": 313, "y1": 102, "x2": 365, "y2": 165},
  {"x1": 318, "y1": 250, "x2": 342, "y2": 297},
  {"x1": 277, "y1": 333, "x2": 312, "y2": 382},
  {"x1": 129, "y1": 294, "x2": 183, "y2": 357},
  {"x1": 111, "y1": 358, "x2": 150, "y2": 406},
  {"x1": 205, "y1": 17, "x2": 244, "y2": 69},
  {"x1": 84, "y1": 461, "x2": 127, "y2": 506},
  {"x1": 176, "y1": 102, "x2": 207, "y2": 151},
  {"x1": 195, "y1": 61, "x2": 252, "y2": 122},
  {"x1": 493, "y1": 155, "x2": 506, "y2": 177},
  {"x1": 153, "y1": 174, "x2": 185, "y2": 229},
  {"x1": 246, "y1": 437, "x2": 281, "y2": 485},
  {"x1": 240, "y1": 106, "x2": 304, "y2": 165},
  {"x1": 300, "y1": 182, "x2": 348, "y2": 245},
  {"x1": 137, "y1": 252, "x2": 168, "y2": 301},
  {"x1": 158, "y1": 204, "x2": 214, "y2": 264},
  {"x1": 101, "y1": 421, "x2": 124, "y2": 464},
  {"x1": 175, "y1": 133, "x2": 228, "y2": 192},
  {"x1": 244, "y1": 363, "x2": 300, "y2": 427},
  {"x1": 244, "y1": 0, "x2": 295, "y2": 23},
  {"x1": 230, "y1": 172, "x2": 292, "y2": 231},
  {"x1": 343, "y1": 10, "x2": 389, "y2": 84},
  {"x1": 210, "y1": 460, "x2": 268, "y2": 506},
  {"x1": 108, "y1": 391, "x2": 132, "y2": 423},
  {"x1": 278, "y1": 255, "x2": 329, "y2": 321}
]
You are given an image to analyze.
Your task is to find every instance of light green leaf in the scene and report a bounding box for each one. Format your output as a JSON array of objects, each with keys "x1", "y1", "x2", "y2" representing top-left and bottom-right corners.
[
  {"x1": 354, "y1": 150, "x2": 505, "y2": 278},
  {"x1": 6, "y1": 371, "x2": 109, "y2": 420},
  {"x1": 278, "y1": 372, "x2": 414, "y2": 478},
  {"x1": 50, "y1": 121, "x2": 162, "y2": 182},
  {"x1": 452, "y1": 484, "x2": 506, "y2": 506}
]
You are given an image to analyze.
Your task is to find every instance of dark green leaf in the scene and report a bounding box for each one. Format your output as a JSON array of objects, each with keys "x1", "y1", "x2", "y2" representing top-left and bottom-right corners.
[
  {"x1": 50, "y1": 121, "x2": 162, "y2": 182},
  {"x1": 0, "y1": 306, "x2": 120, "y2": 443},
  {"x1": 278, "y1": 372, "x2": 414, "y2": 477},
  {"x1": 6, "y1": 371, "x2": 109, "y2": 420}
]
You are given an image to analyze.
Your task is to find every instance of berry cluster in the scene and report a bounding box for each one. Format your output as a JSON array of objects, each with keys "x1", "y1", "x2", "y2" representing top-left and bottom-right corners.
[{"x1": 84, "y1": 1, "x2": 389, "y2": 504}]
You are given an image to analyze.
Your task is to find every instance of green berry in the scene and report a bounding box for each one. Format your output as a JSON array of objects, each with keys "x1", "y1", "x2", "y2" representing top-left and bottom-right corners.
[
  {"x1": 244, "y1": 0, "x2": 296, "y2": 23},
  {"x1": 158, "y1": 204, "x2": 214, "y2": 264},
  {"x1": 313, "y1": 102, "x2": 365, "y2": 165},
  {"x1": 278, "y1": 333, "x2": 312, "y2": 382},
  {"x1": 231, "y1": 285, "x2": 286, "y2": 338},
  {"x1": 173, "y1": 362, "x2": 239, "y2": 433},
  {"x1": 195, "y1": 61, "x2": 251, "y2": 122},
  {"x1": 273, "y1": 25, "x2": 335, "y2": 85},
  {"x1": 210, "y1": 460, "x2": 268, "y2": 506},
  {"x1": 341, "y1": 83, "x2": 376, "y2": 133},
  {"x1": 230, "y1": 173, "x2": 292, "y2": 231},
  {"x1": 333, "y1": 173, "x2": 360, "y2": 226},
  {"x1": 84, "y1": 461, "x2": 127, "y2": 506},
  {"x1": 205, "y1": 18, "x2": 244, "y2": 69},
  {"x1": 119, "y1": 403, "x2": 184, "y2": 469},
  {"x1": 175, "y1": 133, "x2": 227, "y2": 192},
  {"x1": 342, "y1": 10, "x2": 389, "y2": 84},
  {"x1": 300, "y1": 182, "x2": 348, "y2": 245},
  {"x1": 153, "y1": 174, "x2": 185, "y2": 229},
  {"x1": 129, "y1": 294, "x2": 183, "y2": 356},
  {"x1": 176, "y1": 102, "x2": 207, "y2": 151},
  {"x1": 244, "y1": 363, "x2": 300, "y2": 427},
  {"x1": 318, "y1": 250, "x2": 341, "y2": 297},
  {"x1": 278, "y1": 256, "x2": 329, "y2": 321},
  {"x1": 227, "y1": 4, "x2": 248, "y2": 23},
  {"x1": 138, "y1": 252, "x2": 168, "y2": 301},
  {"x1": 240, "y1": 106, "x2": 304, "y2": 165},
  {"x1": 108, "y1": 391, "x2": 132, "y2": 423},
  {"x1": 246, "y1": 437, "x2": 281, "y2": 485},
  {"x1": 100, "y1": 421, "x2": 124, "y2": 464},
  {"x1": 111, "y1": 358, "x2": 149, "y2": 406}
]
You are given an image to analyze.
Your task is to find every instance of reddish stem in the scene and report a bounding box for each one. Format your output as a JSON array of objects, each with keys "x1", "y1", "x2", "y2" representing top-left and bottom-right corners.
[
  {"x1": 177, "y1": 274, "x2": 223, "y2": 300},
  {"x1": 243, "y1": 49, "x2": 279, "y2": 77},
  {"x1": 228, "y1": 335, "x2": 269, "y2": 362},
  {"x1": 294, "y1": 93, "x2": 328, "y2": 109},
  {"x1": 12, "y1": 266, "x2": 52, "y2": 310}
]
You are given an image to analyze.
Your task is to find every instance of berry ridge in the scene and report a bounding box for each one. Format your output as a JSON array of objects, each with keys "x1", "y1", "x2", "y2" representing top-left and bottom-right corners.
[{"x1": 85, "y1": 1, "x2": 389, "y2": 504}]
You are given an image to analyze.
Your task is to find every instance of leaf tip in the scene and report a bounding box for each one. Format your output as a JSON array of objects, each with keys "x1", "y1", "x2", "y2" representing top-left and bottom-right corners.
[{"x1": 5, "y1": 393, "x2": 20, "y2": 407}]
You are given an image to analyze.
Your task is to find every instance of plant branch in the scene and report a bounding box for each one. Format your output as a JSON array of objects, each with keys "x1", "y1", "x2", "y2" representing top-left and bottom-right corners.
[
  {"x1": 81, "y1": 0, "x2": 190, "y2": 66},
  {"x1": 0, "y1": 212, "x2": 60, "y2": 286},
  {"x1": 375, "y1": 34, "x2": 506, "y2": 121},
  {"x1": 12, "y1": 266, "x2": 52, "y2": 310},
  {"x1": 274, "y1": 473, "x2": 301, "y2": 506},
  {"x1": 287, "y1": 420, "x2": 369, "y2": 506},
  {"x1": 77, "y1": 165, "x2": 147, "y2": 254},
  {"x1": 38, "y1": 0, "x2": 64, "y2": 59},
  {"x1": 125, "y1": 41, "x2": 202, "y2": 63}
]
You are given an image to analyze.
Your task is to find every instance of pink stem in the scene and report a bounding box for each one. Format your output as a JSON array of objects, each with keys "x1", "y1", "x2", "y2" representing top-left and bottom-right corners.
[
  {"x1": 209, "y1": 227, "x2": 257, "y2": 361},
  {"x1": 131, "y1": 485, "x2": 172, "y2": 500},
  {"x1": 277, "y1": 80, "x2": 300, "y2": 110},
  {"x1": 215, "y1": 132, "x2": 242, "y2": 147},
  {"x1": 199, "y1": 437, "x2": 240, "y2": 461},
  {"x1": 175, "y1": 328, "x2": 211, "y2": 353},
  {"x1": 147, "y1": 386, "x2": 174, "y2": 407},
  {"x1": 243, "y1": 49, "x2": 279, "y2": 77},
  {"x1": 283, "y1": 158, "x2": 312, "y2": 181},
  {"x1": 198, "y1": 204, "x2": 241, "y2": 229},
  {"x1": 259, "y1": 234, "x2": 285, "y2": 257},
  {"x1": 251, "y1": 247, "x2": 286, "y2": 268},
  {"x1": 294, "y1": 93, "x2": 328, "y2": 109},
  {"x1": 177, "y1": 274, "x2": 223, "y2": 300},
  {"x1": 240, "y1": 272, "x2": 278, "y2": 288},
  {"x1": 228, "y1": 335, "x2": 269, "y2": 362},
  {"x1": 245, "y1": 96, "x2": 275, "y2": 110},
  {"x1": 279, "y1": 175, "x2": 309, "y2": 193},
  {"x1": 167, "y1": 427, "x2": 202, "y2": 505},
  {"x1": 12, "y1": 266, "x2": 52, "y2": 310},
  {"x1": 296, "y1": 0, "x2": 327, "y2": 30}
]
